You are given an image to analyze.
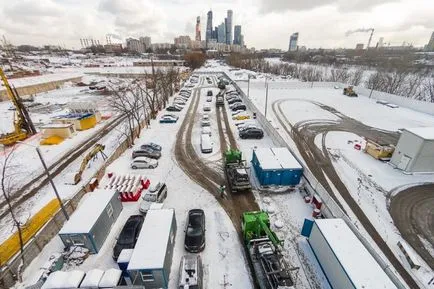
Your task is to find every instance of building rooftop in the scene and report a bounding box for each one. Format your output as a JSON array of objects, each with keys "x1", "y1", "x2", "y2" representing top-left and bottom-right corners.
[
  {"x1": 127, "y1": 209, "x2": 175, "y2": 270},
  {"x1": 404, "y1": 127, "x2": 434, "y2": 140},
  {"x1": 59, "y1": 189, "x2": 117, "y2": 234},
  {"x1": 314, "y1": 219, "x2": 397, "y2": 289},
  {"x1": 254, "y1": 147, "x2": 302, "y2": 170}
]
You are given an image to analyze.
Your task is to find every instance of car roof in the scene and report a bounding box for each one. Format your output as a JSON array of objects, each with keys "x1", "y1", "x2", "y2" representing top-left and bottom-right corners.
[{"x1": 133, "y1": 156, "x2": 153, "y2": 162}]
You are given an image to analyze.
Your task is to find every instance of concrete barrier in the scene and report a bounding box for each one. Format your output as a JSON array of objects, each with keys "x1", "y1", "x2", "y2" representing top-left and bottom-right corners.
[{"x1": 0, "y1": 77, "x2": 82, "y2": 101}]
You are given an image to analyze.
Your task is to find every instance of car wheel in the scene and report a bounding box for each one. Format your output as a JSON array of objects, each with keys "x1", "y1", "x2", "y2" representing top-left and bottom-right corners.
[{"x1": 132, "y1": 166, "x2": 137, "y2": 169}]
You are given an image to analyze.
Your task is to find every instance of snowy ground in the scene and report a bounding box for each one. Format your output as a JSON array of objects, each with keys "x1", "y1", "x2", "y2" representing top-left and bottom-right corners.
[
  {"x1": 233, "y1": 75, "x2": 434, "y2": 286},
  {"x1": 17, "y1": 77, "x2": 253, "y2": 289}
]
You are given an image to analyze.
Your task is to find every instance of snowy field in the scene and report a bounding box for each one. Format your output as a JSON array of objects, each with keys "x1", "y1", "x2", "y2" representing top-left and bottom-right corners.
[{"x1": 232, "y1": 72, "x2": 434, "y2": 286}]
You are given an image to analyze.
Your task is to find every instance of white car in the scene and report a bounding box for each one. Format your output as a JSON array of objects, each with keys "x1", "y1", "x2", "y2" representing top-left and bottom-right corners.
[
  {"x1": 201, "y1": 119, "x2": 211, "y2": 127},
  {"x1": 139, "y1": 182, "x2": 168, "y2": 214},
  {"x1": 201, "y1": 126, "x2": 212, "y2": 136},
  {"x1": 202, "y1": 114, "x2": 209, "y2": 120},
  {"x1": 235, "y1": 120, "x2": 256, "y2": 127},
  {"x1": 131, "y1": 157, "x2": 158, "y2": 169},
  {"x1": 203, "y1": 104, "x2": 211, "y2": 112},
  {"x1": 206, "y1": 96, "x2": 212, "y2": 102}
]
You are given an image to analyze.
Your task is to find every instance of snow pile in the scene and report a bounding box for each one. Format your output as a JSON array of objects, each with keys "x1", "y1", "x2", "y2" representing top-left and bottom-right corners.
[
  {"x1": 99, "y1": 268, "x2": 122, "y2": 287},
  {"x1": 79, "y1": 268, "x2": 104, "y2": 287},
  {"x1": 41, "y1": 270, "x2": 85, "y2": 289}
]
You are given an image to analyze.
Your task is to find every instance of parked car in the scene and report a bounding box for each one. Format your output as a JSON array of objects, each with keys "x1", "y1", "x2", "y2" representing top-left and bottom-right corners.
[
  {"x1": 201, "y1": 126, "x2": 212, "y2": 136},
  {"x1": 231, "y1": 104, "x2": 247, "y2": 112},
  {"x1": 206, "y1": 96, "x2": 212, "y2": 102},
  {"x1": 160, "y1": 114, "x2": 179, "y2": 123},
  {"x1": 178, "y1": 255, "x2": 203, "y2": 289},
  {"x1": 201, "y1": 119, "x2": 211, "y2": 127},
  {"x1": 239, "y1": 128, "x2": 264, "y2": 139},
  {"x1": 184, "y1": 209, "x2": 206, "y2": 252},
  {"x1": 203, "y1": 103, "x2": 211, "y2": 112},
  {"x1": 235, "y1": 120, "x2": 256, "y2": 127},
  {"x1": 226, "y1": 94, "x2": 238, "y2": 101},
  {"x1": 200, "y1": 134, "x2": 213, "y2": 153},
  {"x1": 132, "y1": 147, "x2": 161, "y2": 159},
  {"x1": 139, "y1": 182, "x2": 168, "y2": 214},
  {"x1": 166, "y1": 105, "x2": 182, "y2": 112},
  {"x1": 238, "y1": 124, "x2": 259, "y2": 131},
  {"x1": 113, "y1": 215, "x2": 144, "y2": 260},
  {"x1": 233, "y1": 114, "x2": 251, "y2": 120},
  {"x1": 131, "y1": 157, "x2": 158, "y2": 169},
  {"x1": 228, "y1": 99, "x2": 243, "y2": 106},
  {"x1": 207, "y1": 90, "x2": 213, "y2": 96},
  {"x1": 202, "y1": 114, "x2": 209, "y2": 120},
  {"x1": 140, "y1": 142, "x2": 162, "y2": 151}
]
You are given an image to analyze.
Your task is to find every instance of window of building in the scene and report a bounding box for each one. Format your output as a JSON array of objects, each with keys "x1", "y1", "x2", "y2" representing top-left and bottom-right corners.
[
  {"x1": 106, "y1": 203, "x2": 113, "y2": 218},
  {"x1": 70, "y1": 235, "x2": 84, "y2": 246},
  {"x1": 140, "y1": 271, "x2": 154, "y2": 282}
]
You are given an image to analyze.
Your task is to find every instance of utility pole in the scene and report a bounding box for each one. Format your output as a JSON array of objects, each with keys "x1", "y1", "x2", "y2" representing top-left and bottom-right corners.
[
  {"x1": 35, "y1": 147, "x2": 69, "y2": 220},
  {"x1": 36, "y1": 147, "x2": 69, "y2": 220},
  {"x1": 265, "y1": 82, "x2": 269, "y2": 117},
  {"x1": 247, "y1": 75, "x2": 250, "y2": 98}
]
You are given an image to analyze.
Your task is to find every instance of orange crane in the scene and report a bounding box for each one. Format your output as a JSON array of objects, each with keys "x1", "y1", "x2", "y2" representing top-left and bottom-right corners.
[{"x1": 0, "y1": 68, "x2": 37, "y2": 146}]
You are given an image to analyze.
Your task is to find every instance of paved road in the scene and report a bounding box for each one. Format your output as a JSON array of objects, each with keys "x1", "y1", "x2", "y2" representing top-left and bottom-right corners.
[{"x1": 272, "y1": 98, "x2": 422, "y2": 289}]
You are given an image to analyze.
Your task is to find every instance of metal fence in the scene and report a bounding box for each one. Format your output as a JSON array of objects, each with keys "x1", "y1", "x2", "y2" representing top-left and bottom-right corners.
[{"x1": 224, "y1": 73, "x2": 409, "y2": 289}]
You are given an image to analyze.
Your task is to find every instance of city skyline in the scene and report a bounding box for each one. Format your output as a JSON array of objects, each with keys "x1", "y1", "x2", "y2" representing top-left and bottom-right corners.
[{"x1": 0, "y1": 0, "x2": 433, "y2": 50}]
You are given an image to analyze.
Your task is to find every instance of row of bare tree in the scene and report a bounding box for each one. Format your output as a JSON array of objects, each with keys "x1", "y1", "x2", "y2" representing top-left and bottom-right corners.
[
  {"x1": 108, "y1": 67, "x2": 181, "y2": 146},
  {"x1": 227, "y1": 54, "x2": 434, "y2": 102}
]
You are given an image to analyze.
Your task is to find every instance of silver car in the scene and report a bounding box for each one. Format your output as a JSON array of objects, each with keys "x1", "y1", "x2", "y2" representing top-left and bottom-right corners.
[{"x1": 131, "y1": 157, "x2": 158, "y2": 169}]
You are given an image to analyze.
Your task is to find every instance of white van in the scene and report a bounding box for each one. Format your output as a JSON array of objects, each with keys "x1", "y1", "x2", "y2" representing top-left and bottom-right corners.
[
  {"x1": 200, "y1": 134, "x2": 213, "y2": 153},
  {"x1": 203, "y1": 103, "x2": 211, "y2": 112}
]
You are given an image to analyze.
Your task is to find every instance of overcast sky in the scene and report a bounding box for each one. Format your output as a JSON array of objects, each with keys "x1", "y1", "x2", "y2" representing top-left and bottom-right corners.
[{"x1": 0, "y1": 0, "x2": 433, "y2": 50}]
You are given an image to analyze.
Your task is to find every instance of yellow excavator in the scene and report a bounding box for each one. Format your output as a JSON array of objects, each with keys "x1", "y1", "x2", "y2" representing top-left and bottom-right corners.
[
  {"x1": 73, "y1": 144, "x2": 107, "y2": 184},
  {"x1": 0, "y1": 68, "x2": 37, "y2": 145},
  {"x1": 343, "y1": 85, "x2": 358, "y2": 97}
]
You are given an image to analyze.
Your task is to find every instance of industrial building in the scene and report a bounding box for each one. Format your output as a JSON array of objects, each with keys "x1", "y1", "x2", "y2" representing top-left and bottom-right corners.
[
  {"x1": 251, "y1": 147, "x2": 303, "y2": 186},
  {"x1": 301, "y1": 219, "x2": 397, "y2": 289},
  {"x1": 390, "y1": 127, "x2": 434, "y2": 172},
  {"x1": 58, "y1": 189, "x2": 122, "y2": 254},
  {"x1": 52, "y1": 112, "x2": 99, "y2": 131}
]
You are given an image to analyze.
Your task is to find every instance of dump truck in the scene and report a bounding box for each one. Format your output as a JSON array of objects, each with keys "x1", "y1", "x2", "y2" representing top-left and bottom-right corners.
[
  {"x1": 224, "y1": 149, "x2": 251, "y2": 193},
  {"x1": 218, "y1": 79, "x2": 226, "y2": 90},
  {"x1": 343, "y1": 86, "x2": 358, "y2": 97},
  {"x1": 242, "y1": 211, "x2": 294, "y2": 289},
  {"x1": 216, "y1": 92, "x2": 224, "y2": 106}
]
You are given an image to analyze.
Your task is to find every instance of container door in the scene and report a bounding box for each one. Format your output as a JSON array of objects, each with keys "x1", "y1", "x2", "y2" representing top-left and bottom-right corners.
[{"x1": 398, "y1": 155, "x2": 411, "y2": 170}]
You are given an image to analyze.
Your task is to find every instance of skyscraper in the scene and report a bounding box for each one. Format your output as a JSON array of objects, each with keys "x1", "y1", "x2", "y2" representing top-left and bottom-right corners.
[
  {"x1": 226, "y1": 10, "x2": 233, "y2": 45},
  {"x1": 289, "y1": 32, "x2": 299, "y2": 51},
  {"x1": 426, "y1": 31, "x2": 434, "y2": 51},
  {"x1": 218, "y1": 22, "x2": 226, "y2": 44},
  {"x1": 195, "y1": 16, "x2": 201, "y2": 41},
  {"x1": 206, "y1": 10, "x2": 213, "y2": 46},
  {"x1": 234, "y1": 25, "x2": 242, "y2": 45}
]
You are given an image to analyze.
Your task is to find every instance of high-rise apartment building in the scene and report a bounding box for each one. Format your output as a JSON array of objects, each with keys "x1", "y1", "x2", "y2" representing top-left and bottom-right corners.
[
  {"x1": 234, "y1": 25, "x2": 242, "y2": 45},
  {"x1": 226, "y1": 10, "x2": 233, "y2": 45},
  {"x1": 139, "y1": 36, "x2": 151, "y2": 50},
  {"x1": 206, "y1": 10, "x2": 213, "y2": 46},
  {"x1": 289, "y1": 32, "x2": 299, "y2": 51}
]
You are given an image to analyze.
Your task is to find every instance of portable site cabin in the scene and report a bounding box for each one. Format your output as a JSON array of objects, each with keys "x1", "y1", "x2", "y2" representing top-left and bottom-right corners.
[
  {"x1": 251, "y1": 147, "x2": 303, "y2": 186},
  {"x1": 52, "y1": 113, "x2": 98, "y2": 131},
  {"x1": 127, "y1": 209, "x2": 177, "y2": 289},
  {"x1": 301, "y1": 219, "x2": 397, "y2": 289},
  {"x1": 390, "y1": 127, "x2": 434, "y2": 172},
  {"x1": 40, "y1": 123, "x2": 76, "y2": 145},
  {"x1": 58, "y1": 189, "x2": 122, "y2": 254},
  {"x1": 364, "y1": 139, "x2": 395, "y2": 160}
]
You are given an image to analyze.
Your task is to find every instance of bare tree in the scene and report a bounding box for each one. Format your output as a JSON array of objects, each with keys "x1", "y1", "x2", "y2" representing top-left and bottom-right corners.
[
  {"x1": 1, "y1": 148, "x2": 25, "y2": 281},
  {"x1": 424, "y1": 78, "x2": 434, "y2": 103},
  {"x1": 350, "y1": 68, "x2": 364, "y2": 86}
]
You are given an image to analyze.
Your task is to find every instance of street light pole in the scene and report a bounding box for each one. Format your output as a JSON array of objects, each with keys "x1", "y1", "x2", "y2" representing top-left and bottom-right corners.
[
  {"x1": 17, "y1": 142, "x2": 69, "y2": 220},
  {"x1": 35, "y1": 147, "x2": 69, "y2": 220},
  {"x1": 247, "y1": 75, "x2": 250, "y2": 98},
  {"x1": 265, "y1": 82, "x2": 269, "y2": 118}
]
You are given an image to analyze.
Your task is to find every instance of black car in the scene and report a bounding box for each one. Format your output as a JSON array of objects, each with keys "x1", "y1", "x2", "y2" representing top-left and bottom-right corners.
[
  {"x1": 228, "y1": 98, "x2": 242, "y2": 105},
  {"x1": 113, "y1": 215, "x2": 144, "y2": 260},
  {"x1": 184, "y1": 209, "x2": 206, "y2": 253},
  {"x1": 140, "y1": 142, "x2": 162, "y2": 151},
  {"x1": 239, "y1": 128, "x2": 264, "y2": 139},
  {"x1": 166, "y1": 105, "x2": 182, "y2": 112},
  {"x1": 231, "y1": 104, "x2": 247, "y2": 112},
  {"x1": 207, "y1": 90, "x2": 213, "y2": 96}
]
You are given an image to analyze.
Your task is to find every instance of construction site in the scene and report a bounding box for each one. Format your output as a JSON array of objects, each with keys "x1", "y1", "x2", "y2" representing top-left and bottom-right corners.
[{"x1": 0, "y1": 34, "x2": 433, "y2": 289}]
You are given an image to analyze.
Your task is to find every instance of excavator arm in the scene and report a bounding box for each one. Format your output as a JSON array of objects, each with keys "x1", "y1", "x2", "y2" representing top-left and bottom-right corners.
[{"x1": 73, "y1": 144, "x2": 107, "y2": 184}]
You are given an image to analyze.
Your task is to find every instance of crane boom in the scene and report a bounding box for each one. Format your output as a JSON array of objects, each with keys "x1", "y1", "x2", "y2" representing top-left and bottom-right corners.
[{"x1": 367, "y1": 28, "x2": 375, "y2": 49}]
